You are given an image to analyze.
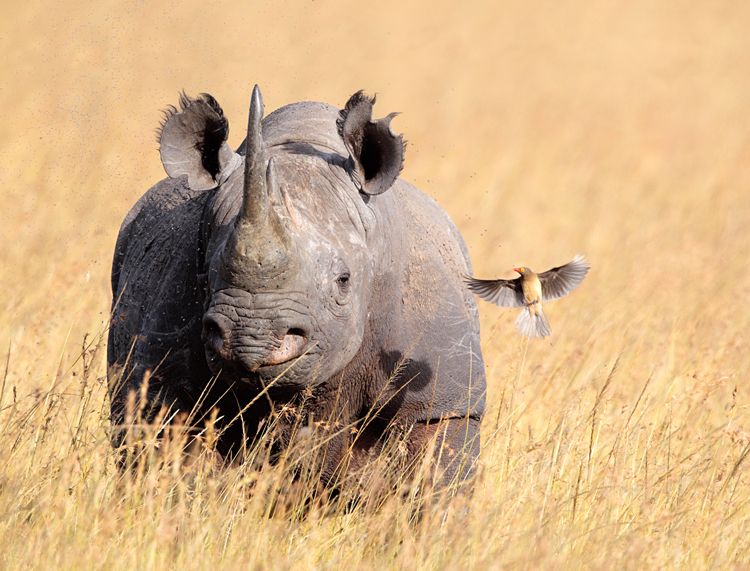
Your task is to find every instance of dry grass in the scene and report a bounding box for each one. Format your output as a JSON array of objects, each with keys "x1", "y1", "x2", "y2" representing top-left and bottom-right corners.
[{"x1": 1, "y1": 0, "x2": 750, "y2": 568}]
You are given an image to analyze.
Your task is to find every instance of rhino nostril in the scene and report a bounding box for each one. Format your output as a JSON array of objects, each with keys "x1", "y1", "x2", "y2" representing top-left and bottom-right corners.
[
  {"x1": 286, "y1": 327, "x2": 306, "y2": 339},
  {"x1": 202, "y1": 315, "x2": 229, "y2": 357}
]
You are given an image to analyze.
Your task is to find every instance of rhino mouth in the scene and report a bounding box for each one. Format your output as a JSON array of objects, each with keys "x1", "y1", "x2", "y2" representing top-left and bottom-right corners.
[{"x1": 256, "y1": 329, "x2": 308, "y2": 369}]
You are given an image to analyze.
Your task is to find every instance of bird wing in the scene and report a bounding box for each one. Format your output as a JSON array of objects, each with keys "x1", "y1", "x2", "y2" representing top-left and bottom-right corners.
[
  {"x1": 539, "y1": 255, "x2": 590, "y2": 301},
  {"x1": 464, "y1": 275, "x2": 525, "y2": 307}
]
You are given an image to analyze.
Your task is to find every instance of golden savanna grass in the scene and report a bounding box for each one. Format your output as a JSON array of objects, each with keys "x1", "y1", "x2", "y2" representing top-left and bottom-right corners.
[{"x1": 1, "y1": 1, "x2": 749, "y2": 568}]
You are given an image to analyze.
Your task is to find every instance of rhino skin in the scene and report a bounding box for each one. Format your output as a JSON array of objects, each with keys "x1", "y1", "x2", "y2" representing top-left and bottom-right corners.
[{"x1": 108, "y1": 86, "x2": 486, "y2": 485}]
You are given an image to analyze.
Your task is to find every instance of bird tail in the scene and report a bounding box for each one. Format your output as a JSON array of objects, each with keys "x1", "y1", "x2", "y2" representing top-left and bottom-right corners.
[{"x1": 515, "y1": 307, "x2": 551, "y2": 338}]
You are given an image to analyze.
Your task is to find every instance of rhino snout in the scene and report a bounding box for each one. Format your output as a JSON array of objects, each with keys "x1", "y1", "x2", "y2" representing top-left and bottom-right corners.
[{"x1": 201, "y1": 312, "x2": 309, "y2": 374}]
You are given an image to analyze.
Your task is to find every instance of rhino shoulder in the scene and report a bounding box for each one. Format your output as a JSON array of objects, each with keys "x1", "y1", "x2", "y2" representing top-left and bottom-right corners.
[
  {"x1": 369, "y1": 180, "x2": 485, "y2": 424},
  {"x1": 109, "y1": 177, "x2": 211, "y2": 364},
  {"x1": 111, "y1": 177, "x2": 208, "y2": 293},
  {"x1": 392, "y1": 180, "x2": 473, "y2": 276}
]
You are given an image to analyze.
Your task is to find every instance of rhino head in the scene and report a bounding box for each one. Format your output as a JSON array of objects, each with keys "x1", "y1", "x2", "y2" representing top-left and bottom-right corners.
[{"x1": 158, "y1": 86, "x2": 404, "y2": 389}]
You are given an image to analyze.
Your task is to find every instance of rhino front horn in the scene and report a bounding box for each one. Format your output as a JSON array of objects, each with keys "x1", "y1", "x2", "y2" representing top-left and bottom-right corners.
[
  {"x1": 242, "y1": 85, "x2": 269, "y2": 223},
  {"x1": 221, "y1": 86, "x2": 294, "y2": 287}
]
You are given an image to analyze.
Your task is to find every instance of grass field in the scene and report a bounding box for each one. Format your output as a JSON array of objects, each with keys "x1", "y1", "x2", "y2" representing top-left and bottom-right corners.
[{"x1": 1, "y1": 1, "x2": 749, "y2": 568}]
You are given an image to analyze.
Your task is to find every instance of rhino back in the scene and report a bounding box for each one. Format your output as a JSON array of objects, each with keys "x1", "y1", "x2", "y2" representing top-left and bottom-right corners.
[{"x1": 235, "y1": 101, "x2": 347, "y2": 158}]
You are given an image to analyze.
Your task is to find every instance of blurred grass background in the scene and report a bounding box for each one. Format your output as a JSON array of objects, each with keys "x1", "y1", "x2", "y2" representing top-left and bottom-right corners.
[{"x1": 0, "y1": 0, "x2": 749, "y2": 568}]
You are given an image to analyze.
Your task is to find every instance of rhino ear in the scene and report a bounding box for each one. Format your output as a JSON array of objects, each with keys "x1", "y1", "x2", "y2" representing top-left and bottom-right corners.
[
  {"x1": 337, "y1": 91, "x2": 405, "y2": 196},
  {"x1": 158, "y1": 93, "x2": 242, "y2": 191}
]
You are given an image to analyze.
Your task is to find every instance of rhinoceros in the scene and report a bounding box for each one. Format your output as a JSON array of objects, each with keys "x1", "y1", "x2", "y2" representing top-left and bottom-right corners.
[{"x1": 108, "y1": 85, "x2": 486, "y2": 484}]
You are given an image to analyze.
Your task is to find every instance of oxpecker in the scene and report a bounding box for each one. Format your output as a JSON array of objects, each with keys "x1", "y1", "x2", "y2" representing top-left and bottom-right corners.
[{"x1": 465, "y1": 255, "x2": 590, "y2": 338}]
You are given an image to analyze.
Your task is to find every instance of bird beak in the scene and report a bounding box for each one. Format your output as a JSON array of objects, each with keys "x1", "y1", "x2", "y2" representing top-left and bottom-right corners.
[{"x1": 513, "y1": 267, "x2": 522, "y2": 274}]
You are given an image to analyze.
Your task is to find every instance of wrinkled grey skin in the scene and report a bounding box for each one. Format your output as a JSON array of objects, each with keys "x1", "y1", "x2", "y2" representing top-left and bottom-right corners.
[{"x1": 108, "y1": 86, "x2": 486, "y2": 485}]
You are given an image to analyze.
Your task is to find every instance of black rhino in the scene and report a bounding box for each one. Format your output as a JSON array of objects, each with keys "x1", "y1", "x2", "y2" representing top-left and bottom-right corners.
[{"x1": 108, "y1": 86, "x2": 486, "y2": 484}]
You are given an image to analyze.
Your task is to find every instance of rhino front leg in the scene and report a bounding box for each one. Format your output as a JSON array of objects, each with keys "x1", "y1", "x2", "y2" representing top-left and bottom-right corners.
[
  {"x1": 405, "y1": 416, "x2": 481, "y2": 488},
  {"x1": 108, "y1": 358, "x2": 200, "y2": 465}
]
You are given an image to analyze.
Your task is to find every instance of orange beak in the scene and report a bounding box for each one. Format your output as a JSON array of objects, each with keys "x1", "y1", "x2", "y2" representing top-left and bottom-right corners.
[{"x1": 513, "y1": 267, "x2": 522, "y2": 274}]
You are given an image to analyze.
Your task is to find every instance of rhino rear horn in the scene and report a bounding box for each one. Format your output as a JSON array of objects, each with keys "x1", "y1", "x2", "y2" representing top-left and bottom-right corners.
[
  {"x1": 158, "y1": 92, "x2": 241, "y2": 190},
  {"x1": 337, "y1": 91, "x2": 405, "y2": 196}
]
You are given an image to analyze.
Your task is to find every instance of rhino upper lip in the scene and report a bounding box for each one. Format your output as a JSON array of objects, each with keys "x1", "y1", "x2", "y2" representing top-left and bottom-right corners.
[{"x1": 254, "y1": 329, "x2": 308, "y2": 370}]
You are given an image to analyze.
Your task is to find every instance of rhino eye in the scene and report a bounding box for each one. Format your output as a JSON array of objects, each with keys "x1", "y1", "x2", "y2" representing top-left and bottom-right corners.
[{"x1": 336, "y1": 272, "x2": 351, "y2": 289}]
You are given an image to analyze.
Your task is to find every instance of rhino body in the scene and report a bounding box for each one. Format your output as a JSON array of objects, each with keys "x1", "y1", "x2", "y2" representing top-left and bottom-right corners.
[{"x1": 108, "y1": 87, "x2": 486, "y2": 484}]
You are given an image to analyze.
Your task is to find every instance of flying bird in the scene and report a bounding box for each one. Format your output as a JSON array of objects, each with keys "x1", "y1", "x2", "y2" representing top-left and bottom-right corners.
[{"x1": 465, "y1": 255, "x2": 590, "y2": 338}]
